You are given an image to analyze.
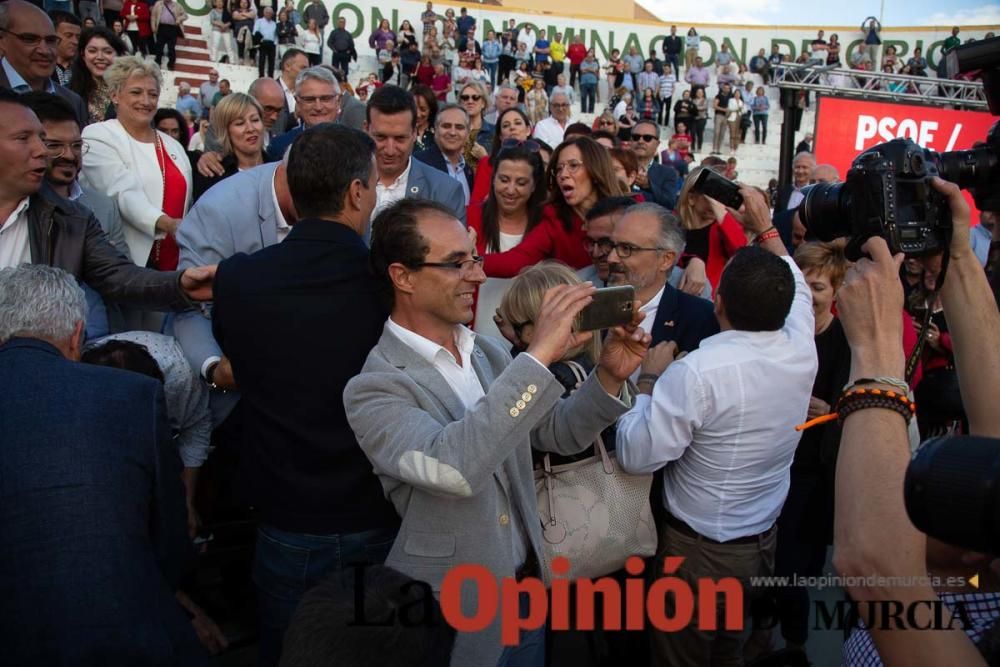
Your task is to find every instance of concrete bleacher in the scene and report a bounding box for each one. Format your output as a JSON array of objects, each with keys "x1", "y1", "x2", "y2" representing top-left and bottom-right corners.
[{"x1": 163, "y1": 17, "x2": 816, "y2": 189}]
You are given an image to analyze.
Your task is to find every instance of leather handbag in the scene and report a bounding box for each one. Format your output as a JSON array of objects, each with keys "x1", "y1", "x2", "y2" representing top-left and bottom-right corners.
[{"x1": 534, "y1": 360, "x2": 657, "y2": 581}]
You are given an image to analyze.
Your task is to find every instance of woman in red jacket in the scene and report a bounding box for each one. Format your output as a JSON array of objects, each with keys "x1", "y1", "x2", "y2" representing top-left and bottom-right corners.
[
  {"x1": 121, "y1": 0, "x2": 153, "y2": 57},
  {"x1": 675, "y1": 166, "x2": 749, "y2": 293},
  {"x1": 483, "y1": 136, "x2": 628, "y2": 278},
  {"x1": 469, "y1": 143, "x2": 547, "y2": 339}
]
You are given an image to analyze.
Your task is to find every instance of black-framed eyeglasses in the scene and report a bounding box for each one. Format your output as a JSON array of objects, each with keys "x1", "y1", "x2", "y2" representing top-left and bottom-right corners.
[
  {"x1": 500, "y1": 138, "x2": 541, "y2": 153},
  {"x1": 609, "y1": 242, "x2": 667, "y2": 258},
  {"x1": 631, "y1": 133, "x2": 658, "y2": 143},
  {"x1": 296, "y1": 93, "x2": 340, "y2": 105},
  {"x1": 44, "y1": 140, "x2": 89, "y2": 158},
  {"x1": 0, "y1": 28, "x2": 60, "y2": 48},
  {"x1": 413, "y1": 256, "x2": 485, "y2": 274},
  {"x1": 583, "y1": 237, "x2": 614, "y2": 255},
  {"x1": 460, "y1": 93, "x2": 481, "y2": 101}
]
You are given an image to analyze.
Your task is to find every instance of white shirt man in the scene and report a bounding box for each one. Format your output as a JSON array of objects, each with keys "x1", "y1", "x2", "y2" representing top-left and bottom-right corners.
[
  {"x1": 517, "y1": 25, "x2": 536, "y2": 58},
  {"x1": 0, "y1": 198, "x2": 31, "y2": 269},
  {"x1": 533, "y1": 92, "x2": 573, "y2": 148}
]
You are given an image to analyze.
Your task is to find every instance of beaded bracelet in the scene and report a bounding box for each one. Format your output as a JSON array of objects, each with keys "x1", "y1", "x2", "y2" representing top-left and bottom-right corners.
[
  {"x1": 835, "y1": 388, "x2": 916, "y2": 426},
  {"x1": 844, "y1": 376, "x2": 910, "y2": 394}
]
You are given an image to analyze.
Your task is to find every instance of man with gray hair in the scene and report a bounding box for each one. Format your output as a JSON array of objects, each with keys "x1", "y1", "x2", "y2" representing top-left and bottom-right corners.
[
  {"x1": 265, "y1": 65, "x2": 340, "y2": 161},
  {"x1": 606, "y1": 202, "x2": 718, "y2": 377},
  {"x1": 532, "y1": 90, "x2": 573, "y2": 148},
  {"x1": 174, "y1": 81, "x2": 202, "y2": 120},
  {"x1": 413, "y1": 104, "x2": 474, "y2": 205},
  {"x1": 0, "y1": 263, "x2": 205, "y2": 665},
  {"x1": 485, "y1": 82, "x2": 519, "y2": 125}
]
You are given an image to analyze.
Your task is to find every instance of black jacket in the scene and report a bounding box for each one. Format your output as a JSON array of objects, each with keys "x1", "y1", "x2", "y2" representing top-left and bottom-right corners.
[
  {"x1": 663, "y1": 35, "x2": 684, "y2": 56},
  {"x1": 27, "y1": 186, "x2": 191, "y2": 310},
  {"x1": 211, "y1": 218, "x2": 399, "y2": 534},
  {"x1": 649, "y1": 282, "x2": 719, "y2": 352},
  {"x1": 0, "y1": 67, "x2": 88, "y2": 128}
]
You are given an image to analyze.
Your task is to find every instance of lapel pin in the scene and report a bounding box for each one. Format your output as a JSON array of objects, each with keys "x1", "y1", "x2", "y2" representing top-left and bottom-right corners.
[
  {"x1": 664, "y1": 320, "x2": 675, "y2": 327},
  {"x1": 410, "y1": 186, "x2": 419, "y2": 193}
]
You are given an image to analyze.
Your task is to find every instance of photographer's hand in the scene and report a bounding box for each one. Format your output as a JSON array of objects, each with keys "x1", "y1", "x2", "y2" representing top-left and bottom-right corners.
[{"x1": 933, "y1": 177, "x2": 1000, "y2": 438}]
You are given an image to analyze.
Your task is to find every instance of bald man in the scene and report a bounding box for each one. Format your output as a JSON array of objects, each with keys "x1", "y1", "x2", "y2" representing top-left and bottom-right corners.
[
  {"x1": 0, "y1": 0, "x2": 88, "y2": 126},
  {"x1": 249, "y1": 77, "x2": 287, "y2": 142},
  {"x1": 812, "y1": 163, "x2": 839, "y2": 184}
]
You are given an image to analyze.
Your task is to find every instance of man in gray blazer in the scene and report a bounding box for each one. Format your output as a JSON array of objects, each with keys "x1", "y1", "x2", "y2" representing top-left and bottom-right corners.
[
  {"x1": 364, "y1": 85, "x2": 465, "y2": 245},
  {"x1": 0, "y1": 2, "x2": 89, "y2": 128},
  {"x1": 173, "y1": 160, "x2": 294, "y2": 426},
  {"x1": 344, "y1": 199, "x2": 651, "y2": 666}
]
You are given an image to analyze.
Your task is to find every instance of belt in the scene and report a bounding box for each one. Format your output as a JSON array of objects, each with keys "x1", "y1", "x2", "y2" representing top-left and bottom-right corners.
[
  {"x1": 665, "y1": 512, "x2": 774, "y2": 546},
  {"x1": 515, "y1": 551, "x2": 540, "y2": 582}
]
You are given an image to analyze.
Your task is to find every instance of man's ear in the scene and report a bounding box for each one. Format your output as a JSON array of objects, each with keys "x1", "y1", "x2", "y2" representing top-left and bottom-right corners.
[
  {"x1": 387, "y1": 262, "x2": 416, "y2": 297},
  {"x1": 67, "y1": 320, "x2": 85, "y2": 361}
]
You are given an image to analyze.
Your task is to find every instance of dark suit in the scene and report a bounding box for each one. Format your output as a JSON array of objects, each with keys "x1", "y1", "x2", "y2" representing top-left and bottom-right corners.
[
  {"x1": 0, "y1": 338, "x2": 203, "y2": 666},
  {"x1": 772, "y1": 184, "x2": 802, "y2": 252},
  {"x1": 649, "y1": 282, "x2": 719, "y2": 351},
  {"x1": 211, "y1": 218, "x2": 400, "y2": 663},
  {"x1": 0, "y1": 64, "x2": 88, "y2": 127},
  {"x1": 638, "y1": 161, "x2": 680, "y2": 210},
  {"x1": 414, "y1": 142, "x2": 474, "y2": 194}
]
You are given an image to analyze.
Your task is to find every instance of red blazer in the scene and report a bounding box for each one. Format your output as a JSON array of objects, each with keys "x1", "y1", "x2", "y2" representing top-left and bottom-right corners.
[
  {"x1": 680, "y1": 212, "x2": 747, "y2": 290},
  {"x1": 122, "y1": 0, "x2": 152, "y2": 37},
  {"x1": 482, "y1": 203, "x2": 590, "y2": 278},
  {"x1": 470, "y1": 157, "x2": 492, "y2": 207}
]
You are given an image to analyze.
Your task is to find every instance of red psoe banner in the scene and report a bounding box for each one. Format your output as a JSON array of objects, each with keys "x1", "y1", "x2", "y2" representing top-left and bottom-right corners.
[{"x1": 813, "y1": 96, "x2": 995, "y2": 219}]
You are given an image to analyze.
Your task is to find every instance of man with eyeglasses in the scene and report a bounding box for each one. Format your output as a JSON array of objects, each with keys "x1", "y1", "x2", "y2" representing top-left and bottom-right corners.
[
  {"x1": 212, "y1": 123, "x2": 400, "y2": 667},
  {"x1": 265, "y1": 65, "x2": 340, "y2": 161},
  {"x1": 532, "y1": 90, "x2": 573, "y2": 149},
  {"x1": 414, "y1": 104, "x2": 474, "y2": 205},
  {"x1": 345, "y1": 197, "x2": 649, "y2": 666},
  {"x1": 0, "y1": 1, "x2": 87, "y2": 127},
  {"x1": 629, "y1": 119, "x2": 679, "y2": 209}
]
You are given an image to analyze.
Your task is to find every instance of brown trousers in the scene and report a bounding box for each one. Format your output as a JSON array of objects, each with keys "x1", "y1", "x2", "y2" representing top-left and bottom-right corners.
[{"x1": 648, "y1": 519, "x2": 777, "y2": 667}]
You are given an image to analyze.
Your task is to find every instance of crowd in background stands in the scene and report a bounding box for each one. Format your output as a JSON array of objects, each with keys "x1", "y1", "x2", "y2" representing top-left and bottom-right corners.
[{"x1": 1, "y1": 0, "x2": 999, "y2": 665}]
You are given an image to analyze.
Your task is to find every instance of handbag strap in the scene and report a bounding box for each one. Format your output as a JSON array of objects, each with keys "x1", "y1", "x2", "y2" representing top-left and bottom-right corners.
[{"x1": 561, "y1": 360, "x2": 614, "y2": 474}]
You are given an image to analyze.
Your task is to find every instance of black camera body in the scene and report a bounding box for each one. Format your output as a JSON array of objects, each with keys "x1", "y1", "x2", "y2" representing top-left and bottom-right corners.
[{"x1": 800, "y1": 138, "x2": 953, "y2": 260}]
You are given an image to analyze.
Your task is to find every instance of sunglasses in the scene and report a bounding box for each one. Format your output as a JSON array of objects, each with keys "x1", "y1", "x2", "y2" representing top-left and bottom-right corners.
[
  {"x1": 500, "y1": 138, "x2": 542, "y2": 152},
  {"x1": 631, "y1": 133, "x2": 659, "y2": 143},
  {"x1": 460, "y1": 94, "x2": 482, "y2": 101}
]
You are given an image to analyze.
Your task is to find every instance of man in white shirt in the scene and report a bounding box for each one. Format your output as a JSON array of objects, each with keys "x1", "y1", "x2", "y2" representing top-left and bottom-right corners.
[
  {"x1": 616, "y1": 187, "x2": 817, "y2": 667},
  {"x1": 345, "y1": 197, "x2": 648, "y2": 666},
  {"x1": 517, "y1": 24, "x2": 536, "y2": 62},
  {"x1": 533, "y1": 91, "x2": 572, "y2": 148}
]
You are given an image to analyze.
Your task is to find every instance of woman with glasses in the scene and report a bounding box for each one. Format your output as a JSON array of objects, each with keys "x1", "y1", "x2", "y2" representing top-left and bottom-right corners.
[
  {"x1": 82, "y1": 55, "x2": 192, "y2": 328},
  {"x1": 191, "y1": 93, "x2": 265, "y2": 201},
  {"x1": 673, "y1": 166, "x2": 747, "y2": 295},
  {"x1": 593, "y1": 110, "x2": 618, "y2": 135},
  {"x1": 468, "y1": 143, "x2": 547, "y2": 339},
  {"x1": 483, "y1": 136, "x2": 629, "y2": 277},
  {"x1": 68, "y1": 27, "x2": 127, "y2": 124},
  {"x1": 458, "y1": 81, "x2": 495, "y2": 153},
  {"x1": 469, "y1": 107, "x2": 533, "y2": 205}
]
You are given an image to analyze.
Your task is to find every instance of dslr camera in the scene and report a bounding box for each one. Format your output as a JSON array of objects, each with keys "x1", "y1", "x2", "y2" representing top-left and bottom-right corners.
[{"x1": 799, "y1": 127, "x2": 999, "y2": 260}]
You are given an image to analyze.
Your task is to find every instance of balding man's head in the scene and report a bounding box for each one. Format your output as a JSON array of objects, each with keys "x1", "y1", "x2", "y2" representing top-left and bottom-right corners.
[
  {"x1": 0, "y1": 1, "x2": 58, "y2": 87},
  {"x1": 248, "y1": 77, "x2": 285, "y2": 131},
  {"x1": 812, "y1": 164, "x2": 839, "y2": 184}
]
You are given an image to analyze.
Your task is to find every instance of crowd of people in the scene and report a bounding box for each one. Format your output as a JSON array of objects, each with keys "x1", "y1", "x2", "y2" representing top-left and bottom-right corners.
[{"x1": 1, "y1": 0, "x2": 999, "y2": 665}]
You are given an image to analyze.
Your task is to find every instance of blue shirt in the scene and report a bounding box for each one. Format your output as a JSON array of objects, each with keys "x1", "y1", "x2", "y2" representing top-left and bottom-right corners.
[
  {"x1": 534, "y1": 38, "x2": 550, "y2": 64},
  {"x1": 445, "y1": 155, "x2": 470, "y2": 205},
  {"x1": 175, "y1": 93, "x2": 202, "y2": 118},
  {"x1": 253, "y1": 17, "x2": 277, "y2": 42},
  {"x1": 2, "y1": 57, "x2": 55, "y2": 93},
  {"x1": 481, "y1": 39, "x2": 501, "y2": 64}
]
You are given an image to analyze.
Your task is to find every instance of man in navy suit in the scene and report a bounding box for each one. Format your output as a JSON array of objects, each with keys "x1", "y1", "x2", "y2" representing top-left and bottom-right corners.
[
  {"x1": 630, "y1": 120, "x2": 680, "y2": 210},
  {"x1": 210, "y1": 125, "x2": 399, "y2": 666},
  {"x1": 365, "y1": 85, "x2": 465, "y2": 245},
  {"x1": 606, "y1": 201, "x2": 718, "y2": 359},
  {"x1": 0, "y1": 264, "x2": 204, "y2": 666},
  {"x1": 413, "y1": 104, "x2": 474, "y2": 206}
]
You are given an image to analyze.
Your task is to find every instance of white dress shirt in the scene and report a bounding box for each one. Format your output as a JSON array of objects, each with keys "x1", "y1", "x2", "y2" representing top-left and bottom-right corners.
[
  {"x1": 0, "y1": 198, "x2": 31, "y2": 269},
  {"x1": 630, "y1": 284, "x2": 664, "y2": 383},
  {"x1": 374, "y1": 158, "x2": 413, "y2": 217},
  {"x1": 533, "y1": 116, "x2": 571, "y2": 150},
  {"x1": 616, "y1": 255, "x2": 817, "y2": 542}
]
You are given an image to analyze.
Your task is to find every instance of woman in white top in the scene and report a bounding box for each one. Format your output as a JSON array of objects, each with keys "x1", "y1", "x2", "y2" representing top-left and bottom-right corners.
[
  {"x1": 299, "y1": 16, "x2": 322, "y2": 66},
  {"x1": 725, "y1": 89, "x2": 745, "y2": 154},
  {"x1": 468, "y1": 143, "x2": 548, "y2": 341}
]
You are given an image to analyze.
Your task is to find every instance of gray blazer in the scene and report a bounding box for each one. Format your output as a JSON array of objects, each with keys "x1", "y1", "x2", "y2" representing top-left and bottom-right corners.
[
  {"x1": 78, "y1": 186, "x2": 128, "y2": 257},
  {"x1": 364, "y1": 157, "x2": 466, "y2": 245},
  {"x1": 344, "y1": 327, "x2": 629, "y2": 666},
  {"x1": 171, "y1": 162, "x2": 282, "y2": 426}
]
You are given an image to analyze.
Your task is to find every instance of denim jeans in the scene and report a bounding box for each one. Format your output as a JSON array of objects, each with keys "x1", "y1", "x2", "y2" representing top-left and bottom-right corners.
[
  {"x1": 580, "y1": 83, "x2": 596, "y2": 113},
  {"x1": 485, "y1": 61, "x2": 498, "y2": 87},
  {"x1": 253, "y1": 523, "x2": 398, "y2": 666}
]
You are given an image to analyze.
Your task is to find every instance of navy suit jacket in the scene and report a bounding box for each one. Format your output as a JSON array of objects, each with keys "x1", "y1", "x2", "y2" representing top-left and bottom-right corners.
[
  {"x1": 0, "y1": 338, "x2": 203, "y2": 666},
  {"x1": 414, "y1": 143, "x2": 474, "y2": 192},
  {"x1": 649, "y1": 282, "x2": 720, "y2": 352},
  {"x1": 211, "y1": 219, "x2": 399, "y2": 534},
  {"x1": 638, "y1": 162, "x2": 680, "y2": 210}
]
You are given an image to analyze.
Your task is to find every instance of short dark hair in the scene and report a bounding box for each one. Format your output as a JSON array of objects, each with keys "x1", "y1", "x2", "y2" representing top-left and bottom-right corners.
[
  {"x1": 48, "y1": 9, "x2": 81, "y2": 29},
  {"x1": 0, "y1": 88, "x2": 27, "y2": 109},
  {"x1": 633, "y1": 119, "x2": 660, "y2": 135},
  {"x1": 586, "y1": 195, "x2": 637, "y2": 222},
  {"x1": 287, "y1": 123, "x2": 374, "y2": 219},
  {"x1": 366, "y1": 84, "x2": 417, "y2": 129},
  {"x1": 563, "y1": 122, "x2": 592, "y2": 138},
  {"x1": 591, "y1": 129, "x2": 620, "y2": 147},
  {"x1": 153, "y1": 108, "x2": 190, "y2": 149},
  {"x1": 280, "y1": 47, "x2": 307, "y2": 70},
  {"x1": 276, "y1": 565, "x2": 456, "y2": 666},
  {"x1": 20, "y1": 91, "x2": 77, "y2": 127},
  {"x1": 717, "y1": 246, "x2": 794, "y2": 331},
  {"x1": 370, "y1": 199, "x2": 456, "y2": 307},
  {"x1": 81, "y1": 339, "x2": 165, "y2": 384}
]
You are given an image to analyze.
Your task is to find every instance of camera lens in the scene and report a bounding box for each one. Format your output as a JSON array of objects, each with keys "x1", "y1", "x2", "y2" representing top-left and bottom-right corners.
[
  {"x1": 938, "y1": 146, "x2": 998, "y2": 191},
  {"x1": 798, "y1": 183, "x2": 850, "y2": 242}
]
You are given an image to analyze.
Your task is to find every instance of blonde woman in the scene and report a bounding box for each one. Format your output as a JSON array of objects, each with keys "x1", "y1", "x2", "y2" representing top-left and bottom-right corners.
[{"x1": 192, "y1": 92, "x2": 265, "y2": 200}]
